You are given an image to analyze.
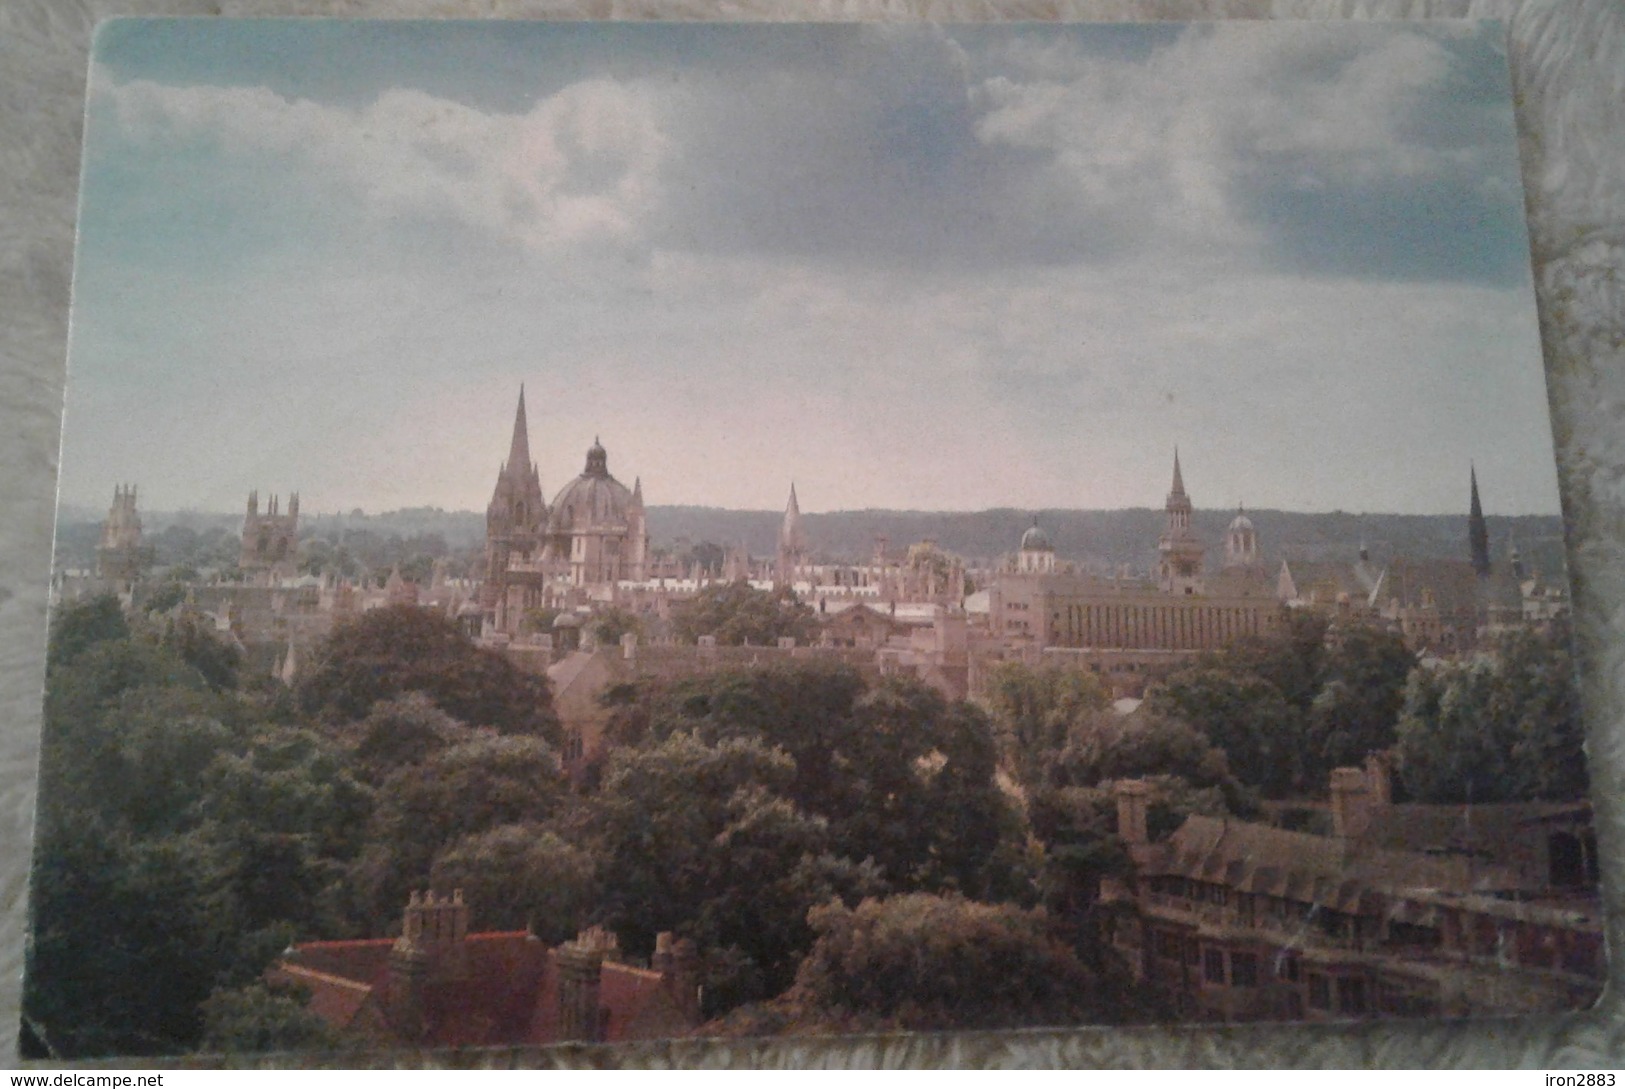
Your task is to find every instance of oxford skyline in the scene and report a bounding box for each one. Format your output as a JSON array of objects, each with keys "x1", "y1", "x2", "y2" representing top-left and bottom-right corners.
[{"x1": 59, "y1": 21, "x2": 1560, "y2": 517}]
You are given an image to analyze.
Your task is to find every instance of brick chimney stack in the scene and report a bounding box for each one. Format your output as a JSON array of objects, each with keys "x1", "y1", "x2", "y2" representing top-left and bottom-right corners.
[
  {"x1": 1114, "y1": 779, "x2": 1152, "y2": 848},
  {"x1": 556, "y1": 941, "x2": 606, "y2": 1042},
  {"x1": 399, "y1": 888, "x2": 471, "y2": 981},
  {"x1": 1364, "y1": 752, "x2": 1393, "y2": 807},
  {"x1": 652, "y1": 931, "x2": 703, "y2": 1027},
  {"x1": 1330, "y1": 767, "x2": 1374, "y2": 841}
]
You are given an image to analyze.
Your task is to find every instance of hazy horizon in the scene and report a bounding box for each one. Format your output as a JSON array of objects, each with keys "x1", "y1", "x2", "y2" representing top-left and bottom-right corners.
[
  {"x1": 59, "y1": 21, "x2": 1563, "y2": 518},
  {"x1": 59, "y1": 494, "x2": 1563, "y2": 523}
]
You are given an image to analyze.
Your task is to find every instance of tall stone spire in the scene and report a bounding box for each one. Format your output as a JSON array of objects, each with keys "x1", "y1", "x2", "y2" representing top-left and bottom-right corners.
[
  {"x1": 1159, "y1": 448, "x2": 1203, "y2": 594},
  {"x1": 778, "y1": 483, "x2": 806, "y2": 589},
  {"x1": 506, "y1": 385, "x2": 533, "y2": 475},
  {"x1": 483, "y1": 387, "x2": 548, "y2": 619},
  {"x1": 1164, "y1": 448, "x2": 1193, "y2": 533},
  {"x1": 1469, "y1": 464, "x2": 1491, "y2": 578},
  {"x1": 781, "y1": 483, "x2": 805, "y2": 552}
]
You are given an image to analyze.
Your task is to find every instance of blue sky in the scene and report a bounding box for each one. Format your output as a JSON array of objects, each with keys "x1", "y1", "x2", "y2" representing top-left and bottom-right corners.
[{"x1": 60, "y1": 19, "x2": 1560, "y2": 517}]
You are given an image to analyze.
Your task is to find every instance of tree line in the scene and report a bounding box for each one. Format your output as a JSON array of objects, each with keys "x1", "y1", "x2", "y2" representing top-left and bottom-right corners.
[{"x1": 22, "y1": 591, "x2": 1585, "y2": 1057}]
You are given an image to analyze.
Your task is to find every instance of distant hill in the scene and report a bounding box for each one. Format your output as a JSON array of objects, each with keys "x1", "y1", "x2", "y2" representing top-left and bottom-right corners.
[
  {"x1": 53, "y1": 503, "x2": 1568, "y2": 582},
  {"x1": 646, "y1": 506, "x2": 1568, "y2": 579}
]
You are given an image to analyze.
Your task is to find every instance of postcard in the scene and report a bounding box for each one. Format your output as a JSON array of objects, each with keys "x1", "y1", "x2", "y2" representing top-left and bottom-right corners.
[{"x1": 22, "y1": 18, "x2": 1597, "y2": 1060}]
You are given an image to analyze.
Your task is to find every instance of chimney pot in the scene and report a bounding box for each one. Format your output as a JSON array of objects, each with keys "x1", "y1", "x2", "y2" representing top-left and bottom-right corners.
[
  {"x1": 1330, "y1": 766, "x2": 1373, "y2": 840},
  {"x1": 1114, "y1": 779, "x2": 1152, "y2": 847}
]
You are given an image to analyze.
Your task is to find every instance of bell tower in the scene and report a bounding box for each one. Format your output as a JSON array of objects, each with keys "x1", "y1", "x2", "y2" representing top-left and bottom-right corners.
[
  {"x1": 1158, "y1": 449, "x2": 1206, "y2": 595},
  {"x1": 482, "y1": 387, "x2": 549, "y2": 615}
]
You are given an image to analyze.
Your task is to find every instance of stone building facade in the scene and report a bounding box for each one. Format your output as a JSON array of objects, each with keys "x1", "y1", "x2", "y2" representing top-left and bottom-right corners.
[
  {"x1": 95, "y1": 483, "x2": 144, "y2": 588},
  {"x1": 1107, "y1": 765, "x2": 1603, "y2": 1023},
  {"x1": 240, "y1": 489, "x2": 300, "y2": 579},
  {"x1": 982, "y1": 455, "x2": 1282, "y2": 696},
  {"x1": 481, "y1": 388, "x2": 649, "y2": 634}
]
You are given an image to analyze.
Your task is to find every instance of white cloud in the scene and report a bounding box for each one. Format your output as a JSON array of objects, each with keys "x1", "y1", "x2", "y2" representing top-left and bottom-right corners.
[
  {"x1": 969, "y1": 25, "x2": 1467, "y2": 248},
  {"x1": 100, "y1": 74, "x2": 669, "y2": 251}
]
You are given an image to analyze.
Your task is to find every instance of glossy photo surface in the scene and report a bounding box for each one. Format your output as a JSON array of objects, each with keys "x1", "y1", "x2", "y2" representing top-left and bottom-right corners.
[{"x1": 22, "y1": 20, "x2": 1595, "y2": 1060}]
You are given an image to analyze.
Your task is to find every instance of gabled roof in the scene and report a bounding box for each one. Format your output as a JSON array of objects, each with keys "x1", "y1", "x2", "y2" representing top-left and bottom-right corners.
[
  {"x1": 271, "y1": 930, "x2": 691, "y2": 1048},
  {"x1": 1146, "y1": 814, "x2": 1519, "y2": 904}
]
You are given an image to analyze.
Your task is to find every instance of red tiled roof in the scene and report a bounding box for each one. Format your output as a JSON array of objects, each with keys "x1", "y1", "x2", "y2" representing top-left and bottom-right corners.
[
  {"x1": 273, "y1": 931, "x2": 692, "y2": 1048},
  {"x1": 598, "y1": 963, "x2": 674, "y2": 1042},
  {"x1": 267, "y1": 963, "x2": 374, "y2": 1030}
]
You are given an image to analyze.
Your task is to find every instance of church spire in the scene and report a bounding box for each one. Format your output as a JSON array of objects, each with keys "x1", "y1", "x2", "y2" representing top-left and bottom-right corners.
[
  {"x1": 777, "y1": 484, "x2": 806, "y2": 589},
  {"x1": 1159, "y1": 448, "x2": 1203, "y2": 593},
  {"x1": 1164, "y1": 448, "x2": 1193, "y2": 527},
  {"x1": 506, "y1": 385, "x2": 533, "y2": 475},
  {"x1": 781, "y1": 483, "x2": 805, "y2": 552},
  {"x1": 1469, "y1": 464, "x2": 1490, "y2": 578}
]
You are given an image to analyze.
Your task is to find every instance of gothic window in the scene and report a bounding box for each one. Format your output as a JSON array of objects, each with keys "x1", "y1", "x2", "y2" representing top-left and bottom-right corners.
[
  {"x1": 1204, "y1": 948, "x2": 1225, "y2": 986},
  {"x1": 1230, "y1": 952, "x2": 1258, "y2": 988},
  {"x1": 1308, "y1": 974, "x2": 1331, "y2": 1011}
]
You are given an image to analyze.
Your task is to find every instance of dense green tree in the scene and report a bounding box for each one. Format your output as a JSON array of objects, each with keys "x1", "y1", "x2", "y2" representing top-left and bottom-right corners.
[
  {"x1": 589, "y1": 732, "x2": 868, "y2": 1011},
  {"x1": 201, "y1": 725, "x2": 375, "y2": 862},
  {"x1": 1396, "y1": 626, "x2": 1585, "y2": 804},
  {"x1": 84, "y1": 686, "x2": 242, "y2": 836},
  {"x1": 350, "y1": 735, "x2": 568, "y2": 928},
  {"x1": 344, "y1": 693, "x2": 475, "y2": 785},
  {"x1": 779, "y1": 893, "x2": 1105, "y2": 1033},
  {"x1": 29, "y1": 612, "x2": 366, "y2": 1058},
  {"x1": 1146, "y1": 668, "x2": 1301, "y2": 797},
  {"x1": 198, "y1": 983, "x2": 344, "y2": 1055},
  {"x1": 1044, "y1": 708, "x2": 1242, "y2": 800},
  {"x1": 1025, "y1": 787, "x2": 1130, "y2": 923},
  {"x1": 298, "y1": 604, "x2": 559, "y2": 740},
  {"x1": 1305, "y1": 626, "x2": 1416, "y2": 777},
  {"x1": 607, "y1": 665, "x2": 1024, "y2": 899},
  {"x1": 158, "y1": 611, "x2": 243, "y2": 692},
  {"x1": 984, "y1": 661, "x2": 1111, "y2": 790},
  {"x1": 141, "y1": 581, "x2": 191, "y2": 616},
  {"x1": 46, "y1": 593, "x2": 130, "y2": 674},
  {"x1": 24, "y1": 821, "x2": 259, "y2": 1058},
  {"x1": 430, "y1": 824, "x2": 597, "y2": 942},
  {"x1": 669, "y1": 581, "x2": 817, "y2": 646},
  {"x1": 1207, "y1": 610, "x2": 1329, "y2": 711}
]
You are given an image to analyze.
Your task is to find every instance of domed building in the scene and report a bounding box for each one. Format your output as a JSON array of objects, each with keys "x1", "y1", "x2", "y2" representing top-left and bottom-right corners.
[
  {"x1": 1223, "y1": 507, "x2": 1260, "y2": 569},
  {"x1": 1017, "y1": 519, "x2": 1056, "y2": 574},
  {"x1": 546, "y1": 438, "x2": 649, "y2": 588},
  {"x1": 481, "y1": 391, "x2": 649, "y2": 635}
]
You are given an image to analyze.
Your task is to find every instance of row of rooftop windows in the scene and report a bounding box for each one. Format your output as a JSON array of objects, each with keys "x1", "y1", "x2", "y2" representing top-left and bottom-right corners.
[{"x1": 1150, "y1": 928, "x2": 1436, "y2": 1019}]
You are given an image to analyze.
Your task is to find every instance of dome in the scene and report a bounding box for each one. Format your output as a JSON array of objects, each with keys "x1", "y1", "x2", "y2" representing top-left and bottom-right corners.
[
  {"x1": 548, "y1": 440, "x2": 634, "y2": 533},
  {"x1": 1020, "y1": 523, "x2": 1053, "y2": 552},
  {"x1": 1228, "y1": 511, "x2": 1254, "y2": 533}
]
